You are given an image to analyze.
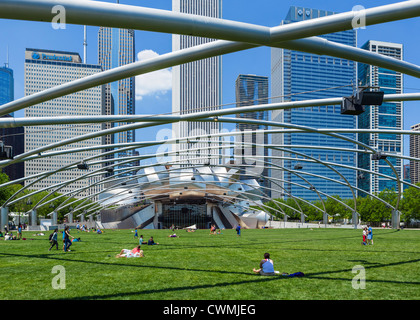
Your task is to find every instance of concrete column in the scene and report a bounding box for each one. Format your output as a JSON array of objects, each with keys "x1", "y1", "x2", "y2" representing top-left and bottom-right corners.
[
  {"x1": 1, "y1": 206, "x2": 9, "y2": 231},
  {"x1": 352, "y1": 211, "x2": 359, "y2": 229},
  {"x1": 51, "y1": 211, "x2": 57, "y2": 225},
  {"x1": 323, "y1": 212, "x2": 328, "y2": 226},
  {"x1": 392, "y1": 210, "x2": 400, "y2": 229},
  {"x1": 68, "y1": 213, "x2": 73, "y2": 224},
  {"x1": 31, "y1": 209, "x2": 37, "y2": 226},
  {"x1": 80, "y1": 214, "x2": 85, "y2": 222},
  {"x1": 89, "y1": 215, "x2": 93, "y2": 223}
]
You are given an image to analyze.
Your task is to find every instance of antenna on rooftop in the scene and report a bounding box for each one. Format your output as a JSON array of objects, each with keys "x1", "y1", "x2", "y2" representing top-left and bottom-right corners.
[
  {"x1": 5, "y1": 46, "x2": 9, "y2": 68},
  {"x1": 83, "y1": 25, "x2": 87, "y2": 63}
]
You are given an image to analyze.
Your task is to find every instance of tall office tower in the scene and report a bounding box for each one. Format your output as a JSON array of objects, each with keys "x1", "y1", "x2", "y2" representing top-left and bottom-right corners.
[
  {"x1": 0, "y1": 65, "x2": 14, "y2": 107},
  {"x1": 172, "y1": 0, "x2": 222, "y2": 166},
  {"x1": 271, "y1": 7, "x2": 357, "y2": 201},
  {"x1": 235, "y1": 74, "x2": 270, "y2": 197},
  {"x1": 358, "y1": 41, "x2": 403, "y2": 195},
  {"x1": 24, "y1": 48, "x2": 104, "y2": 198},
  {"x1": 0, "y1": 65, "x2": 24, "y2": 181},
  {"x1": 98, "y1": 27, "x2": 135, "y2": 162},
  {"x1": 409, "y1": 123, "x2": 420, "y2": 185}
]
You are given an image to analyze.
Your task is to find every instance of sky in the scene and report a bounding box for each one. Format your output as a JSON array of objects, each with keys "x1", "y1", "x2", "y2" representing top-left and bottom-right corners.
[{"x1": 0, "y1": 0, "x2": 419, "y2": 162}]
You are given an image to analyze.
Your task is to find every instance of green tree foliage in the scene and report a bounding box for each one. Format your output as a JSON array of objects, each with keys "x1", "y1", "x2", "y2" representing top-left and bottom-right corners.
[
  {"x1": 263, "y1": 185, "x2": 420, "y2": 224},
  {"x1": 0, "y1": 172, "x2": 13, "y2": 204},
  {"x1": 400, "y1": 183, "x2": 420, "y2": 223}
]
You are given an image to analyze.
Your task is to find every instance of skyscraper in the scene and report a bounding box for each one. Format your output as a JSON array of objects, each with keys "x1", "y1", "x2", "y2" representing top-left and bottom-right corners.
[
  {"x1": 0, "y1": 65, "x2": 13, "y2": 107},
  {"x1": 24, "y1": 48, "x2": 104, "y2": 198},
  {"x1": 98, "y1": 27, "x2": 135, "y2": 155},
  {"x1": 409, "y1": 123, "x2": 419, "y2": 185},
  {"x1": 358, "y1": 40, "x2": 403, "y2": 195},
  {"x1": 172, "y1": 0, "x2": 222, "y2": 166},
  {"x1": 235, "y1": 74, "x2": 270, "y2": 196},
  {"x1": 0, "y1": 64, "x2": 24, "y2": 182},
  {"x1": 271, "y1": 6, "x2": 357, "y2": 201}
]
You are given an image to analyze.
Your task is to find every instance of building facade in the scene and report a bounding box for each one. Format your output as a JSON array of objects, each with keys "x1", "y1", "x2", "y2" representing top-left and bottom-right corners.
[
  {"x1": 98, "y1": 27, "x2": 136, "y2": 156},
  {"x1": 235, "y1": 74, "x2": 270, "y2": 197},
  {"x1": 410, "y1": 123, "x2": 420, "y2": 185},
  {"x1": 172, "y1": 0, "x2": 222, "y2": 166},
  {"x1": 0, "y1": 65, "x2": 14, "y2": 108},
  {"x1": 24, "y1": 48, "x2": 104, "y2": 198},
  {"x1": 0, "y1": 115, "x2": 24, "y2": 183},
  {"x1": 357, "y1": 40, "x2": 403, "y2": 195},
  {"x1": 271, "y1": 6, "x2": 357, "y2": 201},
  {"x1": 0, "y1": 65, "x2": 24, "y2": 182}
]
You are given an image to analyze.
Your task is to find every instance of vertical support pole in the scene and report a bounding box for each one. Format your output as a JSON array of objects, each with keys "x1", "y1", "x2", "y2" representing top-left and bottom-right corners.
[
  {"x1": 352, "y1": 211, "x2": 359, "y2": 229},
  {"x1": 1, "y1": 206, "x2": 9, "y2": 231},
  {"x1": 392, "y1": 210, "x2": 400, "y2": 229},
  {"x1": 52, "y1": 211, "x2": 57, "y2": 225},
  {"x1": 323, "y1": 212, "x2": 328, "y2": 226},
  {"x1": 31, "y1": 209, "x2": 37, "y2": 226}
]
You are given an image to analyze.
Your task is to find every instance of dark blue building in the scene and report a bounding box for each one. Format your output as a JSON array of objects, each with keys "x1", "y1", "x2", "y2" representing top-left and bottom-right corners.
[
  {"x1": 0, "y1": 65, "x2": 24, "y2": 182},
  {"x1": 271, "y1": 6, "x2": 357, "y2": 201},
  {"x1": 0, "y1": 66, "x2": 14, "y2": 111}
]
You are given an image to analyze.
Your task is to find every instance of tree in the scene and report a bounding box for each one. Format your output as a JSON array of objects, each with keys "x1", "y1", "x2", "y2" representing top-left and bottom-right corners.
[{"x1": 400, "y1": 183, "x2": 420, "y2": 223}]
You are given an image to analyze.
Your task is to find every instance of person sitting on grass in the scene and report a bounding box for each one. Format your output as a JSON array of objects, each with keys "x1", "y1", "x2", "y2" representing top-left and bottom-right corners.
[
  {"x1": 252, "y1": 253, "x2": 279, "y2": 276},
  {"x1": 148, "y1": 236, "x2": 159, "y2": 245},
  {"x1": 209, "y1": 224, "x2": 216, "y2": 235},
  {"x1": 116, "y1": 245, "x2": 144, "y2": 258},
  {"x1": 139, "y1": 235, "x2": 147, "y2": 245}
]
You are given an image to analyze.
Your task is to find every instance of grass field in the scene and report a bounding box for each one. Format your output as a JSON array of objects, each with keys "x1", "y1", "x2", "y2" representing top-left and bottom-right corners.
[{"x1": 0, "y1": 227, "x2": 419, "y2": 300}]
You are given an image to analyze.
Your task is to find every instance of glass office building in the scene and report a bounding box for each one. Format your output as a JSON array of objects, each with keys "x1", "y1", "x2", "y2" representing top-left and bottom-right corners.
[
  {"x1": 235, "y1": 74, "x2": 270, "y2": 197},
  {"x1": 271, "y1": 6, "x2": 357, "y2": 201},
  {"x1": 0, "y1": 66, "x2": 14, "y2": 113},
  {"x1": 0, "y1": 65, "x2": 23, "y2": 181},
  {"x1": 358, "y1": 40, "x2": 403, "y2": 195}
]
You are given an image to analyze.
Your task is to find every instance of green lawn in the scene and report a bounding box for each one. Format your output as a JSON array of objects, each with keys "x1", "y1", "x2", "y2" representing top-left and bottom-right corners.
[{"x1": 0, "y1": 227, "x2": 419, "y2": 300}]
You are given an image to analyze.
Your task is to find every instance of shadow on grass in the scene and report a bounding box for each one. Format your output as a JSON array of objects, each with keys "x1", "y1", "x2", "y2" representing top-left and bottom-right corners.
[
  {"x1": 1, "y1": 251, "x2": 419, "y2": 300},
  {"x1": 63, "y1": 256, "x2": 420, "y2": 300}
]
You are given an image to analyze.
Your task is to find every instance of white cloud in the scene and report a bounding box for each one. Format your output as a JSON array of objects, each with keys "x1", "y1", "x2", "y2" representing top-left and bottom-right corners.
[{"x1": 135, "y1": 50, "x2": 172, "y2": 100}]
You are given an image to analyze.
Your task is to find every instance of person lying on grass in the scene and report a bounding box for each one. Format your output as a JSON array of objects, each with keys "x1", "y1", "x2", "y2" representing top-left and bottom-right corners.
[
  {"x1": 116, "y1": 245, "x2": 144, "y2": 258},
  {"x1": 168, "y1": 233, "x2": 179, "y2": 238}
]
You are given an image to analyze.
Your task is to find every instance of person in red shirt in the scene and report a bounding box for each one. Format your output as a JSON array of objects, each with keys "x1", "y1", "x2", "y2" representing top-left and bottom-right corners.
[{"x1": 116, "y1": 245, "x2": 144, "y2": 258}]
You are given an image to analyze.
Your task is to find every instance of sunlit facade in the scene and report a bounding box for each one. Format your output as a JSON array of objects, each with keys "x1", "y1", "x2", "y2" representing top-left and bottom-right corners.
[
  {"x1": 357, "y1": 40, "x2": 403, "y2": 195},
  {"x1": 172, "y1": 0, "x2": 222, "y2": 166},
  {"x1": 271, "y1": 6, "x2": 357, "y2": 201},
  {"x1": 24, "y1": 48, "x2": 104, "y2": 198}
]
